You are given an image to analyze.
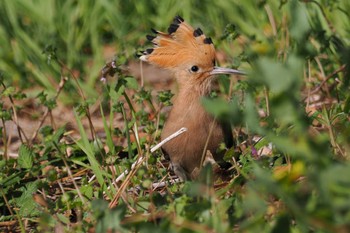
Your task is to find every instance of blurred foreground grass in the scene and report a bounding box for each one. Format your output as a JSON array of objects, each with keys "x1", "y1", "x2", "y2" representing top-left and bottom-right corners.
[{"x1": 1, "y1": 0, "x2": 350, "y2": 232}]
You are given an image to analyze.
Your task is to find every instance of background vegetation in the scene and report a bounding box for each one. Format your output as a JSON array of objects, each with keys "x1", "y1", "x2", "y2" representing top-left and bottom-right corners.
[{"x1": 1, "y1": 0, "x2": 349, "y2": 232}]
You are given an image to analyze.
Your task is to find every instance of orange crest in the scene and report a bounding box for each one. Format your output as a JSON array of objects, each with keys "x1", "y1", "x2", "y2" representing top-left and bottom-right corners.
[{"x1": 139, "y1": 16, "x2": 216, "y2": 71}]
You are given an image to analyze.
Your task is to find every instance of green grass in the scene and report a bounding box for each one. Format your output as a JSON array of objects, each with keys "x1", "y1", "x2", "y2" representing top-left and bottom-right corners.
[{"x1": 1, "y1": 0, "x2": 350, "y2": 232}]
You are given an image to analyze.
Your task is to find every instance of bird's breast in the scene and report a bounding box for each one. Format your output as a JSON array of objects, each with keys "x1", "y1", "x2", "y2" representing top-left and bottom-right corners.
[{"x1": 161, "y1": 94, "x2": 224, "y2": 175}]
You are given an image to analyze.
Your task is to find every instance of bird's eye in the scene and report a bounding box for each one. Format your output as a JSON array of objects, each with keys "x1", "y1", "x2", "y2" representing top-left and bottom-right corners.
[{"x1": 190, "y1": 65, "x2": 199, "y2": 72}]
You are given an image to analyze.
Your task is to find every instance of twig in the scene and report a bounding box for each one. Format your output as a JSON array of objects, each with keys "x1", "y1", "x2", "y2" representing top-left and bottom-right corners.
[
  {"x1": 306, "y1": 59, "x2": 311, "y2": 109},
  {"x1": 112, "y1": 127, "x2": 187, "y2": 184},
  {"x1": 30, "y1": 76, "x2": 68, "y2": 144},
  {"x1": 200, "y1": 121, "x2": 216, "y2": 170},
  {"x1": 308, "y1": 64, "x2": 346, "y2": 96},
  {"x1": 57, "y1": 59, "x2": 97, "y2": 141},
  {"x1": 53, "y1": 141, "x2": 86, "y2": 205},
  {"x1": 108, "y1": 127, "x2": 187, "y2": 208},
  {"x1": 307, "y1": 0, "x2": 336, "y2": 34},
  {"x1": 265, "y1": 4, "x2": 277, "y2": 36},
  {"x1": 140, "y1": 60, "x2": 144, "y2": 88},
  {"x1": 264, "y1": 87, "x2": 270, "y2": 117},
  {"x1": 152, "y1": 177, "x2": 180, "y2": 190},
  {"x1": 0, "y1": 188, "x2": 14, "y2": 216},
  {"x1": 1, "y1": 118, "x2": 8, "y2": 160},
  {"x1": 0, "y1": 81, "x2": 28, "y2": 143},
  {"x1": 128, "y1": 177, "x2": 181, "y2": 193},
  {"x1": 150, "y1": 127, "x2": 187, "y2": 153}
]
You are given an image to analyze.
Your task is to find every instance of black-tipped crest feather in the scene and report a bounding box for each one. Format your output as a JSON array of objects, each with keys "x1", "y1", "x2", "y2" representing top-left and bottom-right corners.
[
  {"x1": 193, "y1": 28, "x2": 203, "y2": 37},
  {"x1": 168, "y1": 24, "x2": 180, "y2": 34},
  {"x1": 203, "y1": 37, "x2": 213, "y2": 44},
  {"x1": 146, "y1": 35, "x2": 156, "y2": 41},
  {"x1": 173, "y1": 15, "x2": 184, "y2": 24}
]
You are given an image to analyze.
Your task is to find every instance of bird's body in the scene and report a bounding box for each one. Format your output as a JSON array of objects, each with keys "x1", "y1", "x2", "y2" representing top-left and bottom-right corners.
[
  {"x1": 140, "y1": 16, "x2": 245, "y2": 180},
  {"x1": 161, "y1": 82, "x2": 224, "y2": 179}
]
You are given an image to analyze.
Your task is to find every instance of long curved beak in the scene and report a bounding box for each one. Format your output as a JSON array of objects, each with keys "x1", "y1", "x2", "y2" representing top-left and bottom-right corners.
[{"x1": 210, "y1": 66, "x2": 246, "y2": 76}]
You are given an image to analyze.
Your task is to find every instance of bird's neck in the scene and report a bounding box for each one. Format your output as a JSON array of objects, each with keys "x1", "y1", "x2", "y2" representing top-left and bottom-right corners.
[
  {"x1": 180, "y1": 85, "x2": 208, "y2": 99},
  {"x1": 163, "y1": 78, "x2": 215, "y2": 138},
  {"x1": 177, "y1": 79, "x2": 212, "y2": 98},
  {"x1": 172, "y1": 82, "x2": 212, "y2": 116},
  {"x1": 173, "y1": 70, "x2": 213, "y2": 97},
  {"x1": 170, "y1": 72, "x2": 214, "y2": 118}
]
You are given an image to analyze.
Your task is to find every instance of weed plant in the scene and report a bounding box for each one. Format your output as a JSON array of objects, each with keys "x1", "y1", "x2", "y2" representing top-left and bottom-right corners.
[{"x1": 0, "y1": 0, "x2": 350, "y2": 232}]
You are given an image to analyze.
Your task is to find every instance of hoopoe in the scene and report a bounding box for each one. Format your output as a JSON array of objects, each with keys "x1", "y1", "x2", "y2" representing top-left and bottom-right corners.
[{"x1": 139, "y1": 16, "x2": 245, "y2": 180}]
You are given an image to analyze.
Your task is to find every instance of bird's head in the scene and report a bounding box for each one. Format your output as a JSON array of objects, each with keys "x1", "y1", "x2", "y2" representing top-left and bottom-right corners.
[{"x1": 139, "y1": 16, "x2": 245, "y2": 90}]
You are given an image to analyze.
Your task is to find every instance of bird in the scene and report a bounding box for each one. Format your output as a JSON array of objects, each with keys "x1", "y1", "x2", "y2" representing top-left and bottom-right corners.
[{"x1": 139, "y1": 15, "x2": 245, "y2": 180}]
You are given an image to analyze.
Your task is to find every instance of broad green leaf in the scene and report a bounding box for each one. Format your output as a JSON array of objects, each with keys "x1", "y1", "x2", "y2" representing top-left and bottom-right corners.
[
  {"x1": 124, "y1": 76, "x2": 139, "y2": 90},
  {"x1": 289, "y1": 0, "x2": 310, "y2": 42},
  {"x1": 18, "y1": 144, "x2": 34, "y2": 169},
  {"x1": 254, "y1": 56, "x2": 303, "y2": 95},
  {"x1": 201, "y1": 97, "x2": 241, "y2": 124},
  {"x1": 16, "y1": 181, "x2": 40, "y2": 217}
]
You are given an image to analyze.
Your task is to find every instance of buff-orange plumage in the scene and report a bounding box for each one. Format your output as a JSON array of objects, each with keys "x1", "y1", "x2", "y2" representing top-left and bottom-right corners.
[
  {"x1": 140, "y1": 16, "x2": 245, "y2": 180},
  {"x1": 140, "y1": 16, "x2": 216, "y2": 72}
]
